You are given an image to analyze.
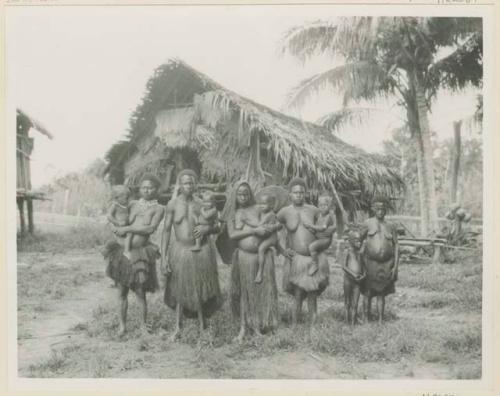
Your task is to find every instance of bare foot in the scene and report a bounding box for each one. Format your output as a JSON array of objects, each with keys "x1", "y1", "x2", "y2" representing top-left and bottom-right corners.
[
  {"x1": 118, "y1": 325, "x2": 126, "y2": 338},
  {"x1": 254, "y1": 328, "x2": 263, "y2": 337},
  {"x1": 169, "y1": 328, "x2": 181, "y2": 342},
  {"x1": 254, "y1": 272, "x2": 263, "y2": 284},
  {"x1": 233, "y1": 329, "x2": 245, "y2": 343},
  {"x1": 142, "y1": 322, "x2": 153, "y2": 334}
]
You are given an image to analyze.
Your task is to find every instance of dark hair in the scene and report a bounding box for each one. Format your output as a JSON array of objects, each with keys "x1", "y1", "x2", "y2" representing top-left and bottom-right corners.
[
  {"x1": 177, "y1": 169, "x2": 198, "y2": 182},
  {"x1": 288, "y1": 177, "x2": 307, "y2": 191},
  {"x1": 140, "y1": 173, "x2": 161, "y2": 189},
  {"x1": 202, "y1": 190, "x2": 216, "y2": 202}
]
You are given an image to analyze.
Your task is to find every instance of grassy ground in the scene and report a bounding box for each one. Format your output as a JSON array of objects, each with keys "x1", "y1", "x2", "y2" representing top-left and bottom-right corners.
[{"x1": 17, "y1": 224, "x2": 482, "y2": 379}]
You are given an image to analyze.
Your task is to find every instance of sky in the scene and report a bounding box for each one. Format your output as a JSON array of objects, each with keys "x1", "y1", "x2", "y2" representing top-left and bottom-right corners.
[{"x1": 6, "y1": 6, "x2": 481, "y2": 188}]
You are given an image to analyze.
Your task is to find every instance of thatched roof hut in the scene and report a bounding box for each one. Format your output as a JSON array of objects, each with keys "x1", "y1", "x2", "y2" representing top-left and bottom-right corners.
[{"x1": 104, "y1": 59, "x2": 402, "y2": 211}]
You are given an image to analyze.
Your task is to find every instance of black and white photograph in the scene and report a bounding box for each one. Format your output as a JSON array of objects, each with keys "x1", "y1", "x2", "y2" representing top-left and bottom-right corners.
[{"x1": 5, "y1": 1, "x2": 496, "y2": 391}]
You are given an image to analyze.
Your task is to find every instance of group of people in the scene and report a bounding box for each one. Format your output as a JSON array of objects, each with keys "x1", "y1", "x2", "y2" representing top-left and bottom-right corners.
[{"x1": 103, "y1": 169, "x2": 399, "y2": 341}]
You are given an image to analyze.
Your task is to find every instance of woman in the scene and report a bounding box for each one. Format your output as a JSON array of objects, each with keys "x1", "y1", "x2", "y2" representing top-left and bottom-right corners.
[
  {"x1": 277, "y1": 178, "x2": 332, "y2": 325},
  {"x1": 161, "y1": 169, "x2": 222, "y2": 341},
  {"x1": 226, "y1": 181, "x2": 279, "y2": 342},
  {"x1": 110, "y1": 174, "x2": 165, "y2": 336},
  {"x1": 359, "y1": 197, "x2": 399, "y2": 323}
]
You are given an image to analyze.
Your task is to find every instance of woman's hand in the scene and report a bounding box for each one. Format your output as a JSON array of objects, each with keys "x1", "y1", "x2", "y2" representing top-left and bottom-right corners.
[
  {"x1": 253, "y1": 226, "x2": 270, "y2": 237},
  {"x1": 113, "y1": 226, "x2": 127, "y2": 237},
  {"x1": 316, "y1": 231, "x2": 330, "y2": 239},
  {"x1": 284, "y1": 248, "x2": 295, "y2": 259},
  {"x1": 390, "y1": 266, "x2": 398, "y2": 281},
  {"x1": 161, "y1": 257, "x2": 172, "y2": 276},
  {"x1": 303, "y1": 222, "x2": 315, "y2": 233},
  {"x1": 193, "y1": 225, "x2": 210, "y2": 239}
]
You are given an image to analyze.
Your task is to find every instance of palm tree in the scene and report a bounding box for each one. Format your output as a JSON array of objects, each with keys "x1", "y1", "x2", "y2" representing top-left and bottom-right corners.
[{"x1": 281, "y1": 17, "x2": 482, "y2": 235}]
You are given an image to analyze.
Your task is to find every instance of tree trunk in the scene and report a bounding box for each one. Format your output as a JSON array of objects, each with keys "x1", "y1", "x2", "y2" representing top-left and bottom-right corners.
[
  {"x1": 406, "y1": 102, "x2": 429, "y2": 236},
  {"x1": 450, "y1": 120, "x2": 462, "y2": 205},
  {"x1": 412, "y1": 72, "x2": 440, "y2": 235}
]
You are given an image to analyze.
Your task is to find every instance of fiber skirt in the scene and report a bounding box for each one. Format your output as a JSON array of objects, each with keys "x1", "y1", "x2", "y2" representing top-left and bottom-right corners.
[
  {"x1": 360, "y1": 257, "x2": 395, "y2": 296},
  {"x1": 230, "y1": 248, "x2": 279, "y2": 331},
  {"x1": 103, "y1": 240, "x2": 159, "y2": 293},
  {"x1": 282, "y1": 251, "x2": 329, "y2": 295},
  {"x1": 164, "y1": 237, "x2": 222, "y2": 319}
]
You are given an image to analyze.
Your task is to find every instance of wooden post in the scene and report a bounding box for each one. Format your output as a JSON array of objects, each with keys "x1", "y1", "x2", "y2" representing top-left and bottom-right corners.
[
  {"x1": 17, "y1": 197, "x2": 26, "y2": 235},
  {"x1": 63, "y1": 189, "x2": 70, "y2": 215},
  {"x1": 450, "y1": 120, "x2": 462, "y2": 205},
  {"x1": 27, "y1": 198, "x2": 34, "y2": 234},
  {"x1": 328, "y1": 179, "x2": 348, "y2": 225}
]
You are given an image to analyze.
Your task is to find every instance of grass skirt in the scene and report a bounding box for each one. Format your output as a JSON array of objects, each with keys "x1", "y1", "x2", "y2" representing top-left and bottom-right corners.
[
  {"x1": 360, "y1": 256, "x2": 395, "y2": 296},
  {"x1": 230, "y1": 248, "x2": 279, "y2": 331},
  {"x1": 102, "y1": 240, "x2": 159, "y2": 293},
  {"x1": 164, "y1": 237, "x2": 222, "y2": 319},
  {"x1": 282, "y1": 251, "x2": 329, "y2": 295}
]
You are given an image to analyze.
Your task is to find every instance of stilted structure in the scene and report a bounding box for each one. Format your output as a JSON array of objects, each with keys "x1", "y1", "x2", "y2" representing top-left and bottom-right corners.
[{"x1": 16, "y1": 109, "x2": 53, "y2": 235}]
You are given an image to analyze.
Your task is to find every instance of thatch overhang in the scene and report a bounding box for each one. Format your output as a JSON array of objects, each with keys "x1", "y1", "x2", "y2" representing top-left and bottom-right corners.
[
  {"x1": 17, "y1": 109, "x2": 53, "y2": 140},
  {"x1": 105, "y1": 59, "x2": 403, "y2": 204}
]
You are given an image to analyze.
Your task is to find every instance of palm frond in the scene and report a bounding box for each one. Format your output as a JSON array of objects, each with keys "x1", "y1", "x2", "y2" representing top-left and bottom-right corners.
[
  {"x1": 279, "y1": 20, "x2": 338, "y2": 63},
  {"x1": 285, "y1": 61, "x2": 391, "y2": 109},
  {"x1": 317, "y1": 107, "x2": 375, "y2": 134},
  {"x1": 425, "y1": 32, "x2": 482, "y2": 99}
]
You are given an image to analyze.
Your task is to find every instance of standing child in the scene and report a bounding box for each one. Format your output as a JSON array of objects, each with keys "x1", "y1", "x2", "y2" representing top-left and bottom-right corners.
[
  {"x1": 238, "y1": 194, "x2": 282, "y2": 284},
  {"x1": 342, "y1": 228, "x2": 365, "y2": 325},
  {"x1": 191, "y1": 191, "x2": 219, "y2": 252},
  {"x1": 303, "y1": 195, "x2": 336, "y2": 275}
]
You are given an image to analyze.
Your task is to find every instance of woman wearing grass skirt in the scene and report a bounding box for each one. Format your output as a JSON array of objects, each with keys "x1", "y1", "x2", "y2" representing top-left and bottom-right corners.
[
  {"x1": 161, "y1": 169, "x2": 222, "y2": 341},
  {"x1": 277, "y1": 178, "x2": 333, "y2": 325},
  {"x1": 226, "y1": 181, "x2": 279, "y2": 343}
]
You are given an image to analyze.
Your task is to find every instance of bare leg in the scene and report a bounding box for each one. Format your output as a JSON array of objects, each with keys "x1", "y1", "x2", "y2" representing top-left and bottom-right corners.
[
  {"x1": 292, "y1": 286, "x2": 304, "y2": 326},
  {"x1": 255, "y1": 238, "x2": 274, "y2": 283},
  {"x1": 363, "y1": 292, "x2": 372, "y2": 322},
  {"x1": 170, "y1": 303, "x2": 182, "y2": 341},
  {"x1": 234, "y1": 296, "x2": 246, "y2": 343},
  {"x1": 197, "y1": 305, "x2": 206, "y2": 333},
  {"x1": 377, "y1": 296, "x2": 385, "y2": 324},
  {"x1": 118, "y1": 285, "x2": 129, "y2": 336},
  {"x1": 308, "y1": 239, "x2": 330, "y2": 275},
  {"x1": 307, "y1": 291, "x2": 318, "y2": 325},
  {"x1": 352, "y1": 285, "x2": 361, "y2": 325},
  {"x1": 255, "y1": 247, "x2": 265, "y2": 284},
  {"x1": 134, "y1": 286, "x2": 148, "y2": 332},
  {"x1": 191, "y1": 237, "x2": 202, "y2": 252},
  {"x1": 343, "y1": 276, "x2": 352, "y2": 324}
]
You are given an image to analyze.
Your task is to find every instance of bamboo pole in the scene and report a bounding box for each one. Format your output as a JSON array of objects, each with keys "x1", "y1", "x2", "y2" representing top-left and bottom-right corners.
[{"x1": 328, "y1": 179, "x2": 348, "y2": 224}]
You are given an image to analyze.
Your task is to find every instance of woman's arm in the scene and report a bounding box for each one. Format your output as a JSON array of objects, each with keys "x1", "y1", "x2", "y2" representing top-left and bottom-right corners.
[
  {"x1": 118, "y1": 206, "x2": 164, "y2": 235},
  {"x1": 161, "y1": 203, "x2": 174, "y2": 273}
]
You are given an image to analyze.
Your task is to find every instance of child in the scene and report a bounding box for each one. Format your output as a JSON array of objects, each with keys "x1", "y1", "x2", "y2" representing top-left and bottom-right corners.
[
  {"x1": 240, "y1": 194, "x2": 282, "y2": 284},
  {"x1": 342, "y1": 228, "x2": 365, "y2": 325},
  {"x1": 303, "y1": 195, "x2": 336, "y2": 275},
  {"x1": 103, "y1": 185, "x2": 131, "y2": 286},
  {"x1": 191, "y1": 191, "x2": 219, "y2": 252}
]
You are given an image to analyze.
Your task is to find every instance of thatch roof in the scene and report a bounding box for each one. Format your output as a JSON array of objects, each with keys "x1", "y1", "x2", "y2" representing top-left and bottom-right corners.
[
  {"x1": 105, "y1": 59, "x2": 403, "y2": 200},
  {"x1": 16, "y1": 109, "x2": 53, "y2": 139}
]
